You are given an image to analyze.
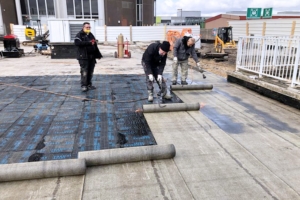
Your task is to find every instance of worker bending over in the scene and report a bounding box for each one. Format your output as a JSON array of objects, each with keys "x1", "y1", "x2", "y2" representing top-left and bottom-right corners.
[
  {"x1": 172, "y1": 34, "x2": 201, "y2": 85},
  {"x1": 142, "y1": 41, "x2": 172, "y2": 102}
]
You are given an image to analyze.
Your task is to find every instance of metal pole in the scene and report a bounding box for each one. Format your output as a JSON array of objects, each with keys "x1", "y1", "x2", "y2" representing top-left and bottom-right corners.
[
  {"x1": 154, "y1": 0, "x2": 156, "y2": 25},
  {"x1": 291, "y1": 40, "x2": 300, "y2": 87},
  {"x1": 15, "y1": 0, "x2": 23, "y2": 25},
  {"x1": 36, "y1": 0, "x2": 39, "y2": 19},
  {"x1": 180, "y1": 9, "x2": 182, "y2": 25}
]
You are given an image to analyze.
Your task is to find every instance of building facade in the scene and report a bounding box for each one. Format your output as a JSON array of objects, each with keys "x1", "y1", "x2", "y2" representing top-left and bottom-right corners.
[
  {"x1": 18, "y1": 0, "x2": 154, "y2": 26},
  {"x1": 0, "y1": 0, "x2": 18, "y2": 35},
  {"x1": 206, "y1": 13, "x2": 300, "y2": 29},
  {"x1": 0, "y1": 0, "x2": 155, "y2": 35}
]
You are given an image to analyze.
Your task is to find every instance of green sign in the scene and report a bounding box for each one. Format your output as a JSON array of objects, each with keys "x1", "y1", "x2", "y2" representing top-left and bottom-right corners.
[
  {"x1": 247, "y1": 8, "x2": 262, "y2": 19},
  {"x1": 156, "y1": 16, "x2": 161, "y2": 24},
  {"x1": 263, "y1": 8, "x2": 273, "y2": 18}
]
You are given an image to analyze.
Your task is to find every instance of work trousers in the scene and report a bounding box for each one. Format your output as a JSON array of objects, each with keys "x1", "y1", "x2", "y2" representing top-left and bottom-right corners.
[
  {"x1": 142, "y1": 61, "x2": 167, "y2": 95},
  {"x1": 79, "y1": 59, "x2": 95, "y2": 87},
  {"x1": 172, "y1": 59, "x2": 189, "y2": 82}
]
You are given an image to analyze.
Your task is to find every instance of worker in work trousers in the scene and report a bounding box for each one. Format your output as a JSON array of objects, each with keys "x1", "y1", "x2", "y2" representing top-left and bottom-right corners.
[
  {"x1": 75, "y1": 22, "x2": 103, "y2": 92},
  {"x1": 172, "y1": 35, "x2": 200, "y2": 85},
  {"x1": 142, "y1": 41, "x2": 172, "y2": 102}
]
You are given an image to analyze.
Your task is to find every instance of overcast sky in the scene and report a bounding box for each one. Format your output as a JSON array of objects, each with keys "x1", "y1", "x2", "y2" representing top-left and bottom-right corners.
[{"x1": 156, "y1": 0, "x2": 300, "y2": 16}]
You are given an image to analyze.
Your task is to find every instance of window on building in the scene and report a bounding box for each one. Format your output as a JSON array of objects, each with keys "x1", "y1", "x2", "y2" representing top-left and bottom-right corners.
[
  {"x1": 67, "y1": 0, "x2": 98, "y2": 19},
  {"x1": 75, "y1": 0, "x2": 83, "y2": 17},
  {"x1": 29, "y1": 0, "x2": 38, "y2": 15},
  {"x1": 91, "y1": 0, "x2": 98, "y2": 18},
  {"x1": 66, "y1": 0, "x2": 74, "y2": 16},
  {"x1": 20, "y1": 0, "x2": 29, "y2": 15},
  {"x1": 38, "y1": 0, "x2": 46, "y2": 15},
  {"x1": 47, "y1": 0, "x2": 55, "y2": 15},
  {"x1": 122, "y1": 1, "x2": 133, "y2": 9},
  {"x1": 83, "y1": 0, "x2": 90, "y2": 17},
  {"x1": 20, "y1": 0, "x2": 55, "y2": 21}
]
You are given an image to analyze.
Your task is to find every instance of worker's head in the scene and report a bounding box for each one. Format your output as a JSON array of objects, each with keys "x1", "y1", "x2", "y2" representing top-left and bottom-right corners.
[
  {"x1": 187, "y1": 37, "x2": 195, "y2": 47},
  {"x1": 159, "y1": 41, "x2": 170, "y2": 56},
  {"x1": 83, "y1": 22, "x2": 91, "y2": 34}
]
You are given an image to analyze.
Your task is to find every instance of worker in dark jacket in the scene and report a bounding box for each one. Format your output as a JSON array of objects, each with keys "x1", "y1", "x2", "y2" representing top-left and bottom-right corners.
[
  {"x1": 172, "y1": 34, "x2": 200, "y2": 85},
  {"x1": 75, "y1": 22, "x2": 103, "y2": 92},
  {"x1": 142, "y1": 41, "x2": 172, "y2": 102}
]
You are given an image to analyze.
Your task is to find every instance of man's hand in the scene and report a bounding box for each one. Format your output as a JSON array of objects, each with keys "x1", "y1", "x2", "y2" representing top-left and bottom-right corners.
[
  {"x1": 148, "y1": 74, "x2": 154, "y2": 82},
  {"x1": 173, "y1": 57, "x2": 178, "y2": 64},
  {"x1": 157, "y1": 75, "x2": 162, "y2": 83},
  {"x1": 197, "y1": 62, "x2": 201, "y2": 68},
  {"x1": 91, "y1": 39, "x2": 95, "y2": 45}
]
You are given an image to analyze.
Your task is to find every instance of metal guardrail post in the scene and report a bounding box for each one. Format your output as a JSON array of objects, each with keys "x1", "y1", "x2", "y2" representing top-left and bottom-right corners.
[
  {"x1": 291, "y1": 39, "x2": 300, "y2": 87},
  {"x1": 236, "y1": 37, "x2": 243, "y2": 71},
  {"x1": 259, "y1": 38, "x2": 266, "y2": 78}
]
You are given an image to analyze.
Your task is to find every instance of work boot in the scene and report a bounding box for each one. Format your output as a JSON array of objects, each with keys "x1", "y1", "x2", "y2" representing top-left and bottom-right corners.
[
  {"x1": 181, "y1": 81, "x2": 188, "y2": 85},
  {"x1": 148, "y1": 90, "x2": 153, "y2": 102},
  {"x1": 162, "y1": 93, "x2": 172, "y2": 100},
  {"x1": 172, "y1": 81, "x2": 177, "y2": 85},
  {"x1": 88, "y1": 85, "x2": 96, "y2": 90},
  {"x1": 81, "y1": 86, "x2": 88, "y2": 92}
]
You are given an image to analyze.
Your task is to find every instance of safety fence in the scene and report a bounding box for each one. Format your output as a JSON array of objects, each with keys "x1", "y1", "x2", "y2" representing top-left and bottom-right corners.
[
  {"x1": 12, "y1": 24, "x2": 200, "y2": 43},
  {"x1": 236, "y1": 36, "x2": 300, "y2": 87}
]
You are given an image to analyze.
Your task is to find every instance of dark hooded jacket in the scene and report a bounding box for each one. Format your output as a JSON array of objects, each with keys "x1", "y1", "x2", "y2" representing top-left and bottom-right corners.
[
  {"x1": 74, "y1": 30, "x2": 103, "y2": 60},
  {"x1": 142, "y1": 42, "x2": 167, "y2": 75},
  {"x1": 173, "y1": 36, "x2": 198, "y2": 62}
]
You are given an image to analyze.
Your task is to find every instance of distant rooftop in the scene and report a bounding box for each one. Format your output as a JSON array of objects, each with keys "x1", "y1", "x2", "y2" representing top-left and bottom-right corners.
[
  {"x1": 176, "y1": 10, "x2": 201, "y2": 17},
  {"x1": 226, "y1": 10, "x2": 300, "y2": 16},
  {"x1": 226, "y1": 11, "x2": 247, "y2": 15},
  {"x1": 276, "y1": 11, "x2": 300, "y2": 15}
]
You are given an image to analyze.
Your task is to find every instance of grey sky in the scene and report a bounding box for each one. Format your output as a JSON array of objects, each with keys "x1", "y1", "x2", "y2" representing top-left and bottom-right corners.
[{"x1": 156, "y1": 0, "x2": 300, "y2": 16}]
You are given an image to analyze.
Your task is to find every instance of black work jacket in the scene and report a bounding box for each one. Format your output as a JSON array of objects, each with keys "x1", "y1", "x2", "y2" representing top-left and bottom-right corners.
[
  {"x1": 74, "y1": 30, "x2": 103, "y2": 60},
  {"x1": 142, "y1": 42, "x2": 167, "y2": 75}
]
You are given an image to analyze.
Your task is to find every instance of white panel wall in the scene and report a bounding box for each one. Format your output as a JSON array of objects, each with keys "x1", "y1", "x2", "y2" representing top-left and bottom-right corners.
[
  {"x1": 132, "y1": 26, "x2": 164, "y2": 41},
  {"x1": 107, "y1": 26, "x2": 131, "y2": 42},
  {"x1": 13, "y1": 24, "x2": 201, "y2": 43},
  {"x1": 95, "y1": 26, "x2": 105, "y2": 42},
  {"x1": 48, "y1": 21, "x2": 65, "y2": 42},
  {"x1": 229, "y1": 19, "x2": 300, "y2": 41}
]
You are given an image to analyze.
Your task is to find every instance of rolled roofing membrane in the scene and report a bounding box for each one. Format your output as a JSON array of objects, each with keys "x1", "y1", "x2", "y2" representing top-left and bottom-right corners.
[
  {"x1": 79, "y1": 144, "x2": 176, "y2": 166},
  {"x1": 170, "y1": 84, "x2": 213, "y2": 91},
  {"x1": 143, "y1": 103, "x2": 200, "y2": 113},
  {"x1": 0, "y1": 159, "x2": 86, "y2": 182}
]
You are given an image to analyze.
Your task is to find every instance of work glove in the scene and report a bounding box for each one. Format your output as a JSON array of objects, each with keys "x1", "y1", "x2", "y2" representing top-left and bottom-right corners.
[
  {"x1": 197, "y1": 62, "x2": 201, "y2": 68},
  {"x1": 148, "y1": 74, "x2": 154, "y2": 82},
  {"x1": 173, "y1": 57, "x2": 178, "y2": 64},
  {"x1": 157, "y1": 75, "x2": 162, "y2": 83}
]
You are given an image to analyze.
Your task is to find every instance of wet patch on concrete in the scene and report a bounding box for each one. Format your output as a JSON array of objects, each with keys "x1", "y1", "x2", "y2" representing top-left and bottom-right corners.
[
  {"x1": 0, "y1": 74, "x2": 183, "y2": 164},
  {"x1": 214, "y1": 88, "x2": 299, "y2": 134},
  {"x1": 201, "y1": 105, "x2": 245, "y2": 134}
]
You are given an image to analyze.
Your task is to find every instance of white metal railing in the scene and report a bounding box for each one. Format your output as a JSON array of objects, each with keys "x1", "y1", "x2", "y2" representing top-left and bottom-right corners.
[{"x1": 236, "y1": 36, "x2": 300, "y2": 87}]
